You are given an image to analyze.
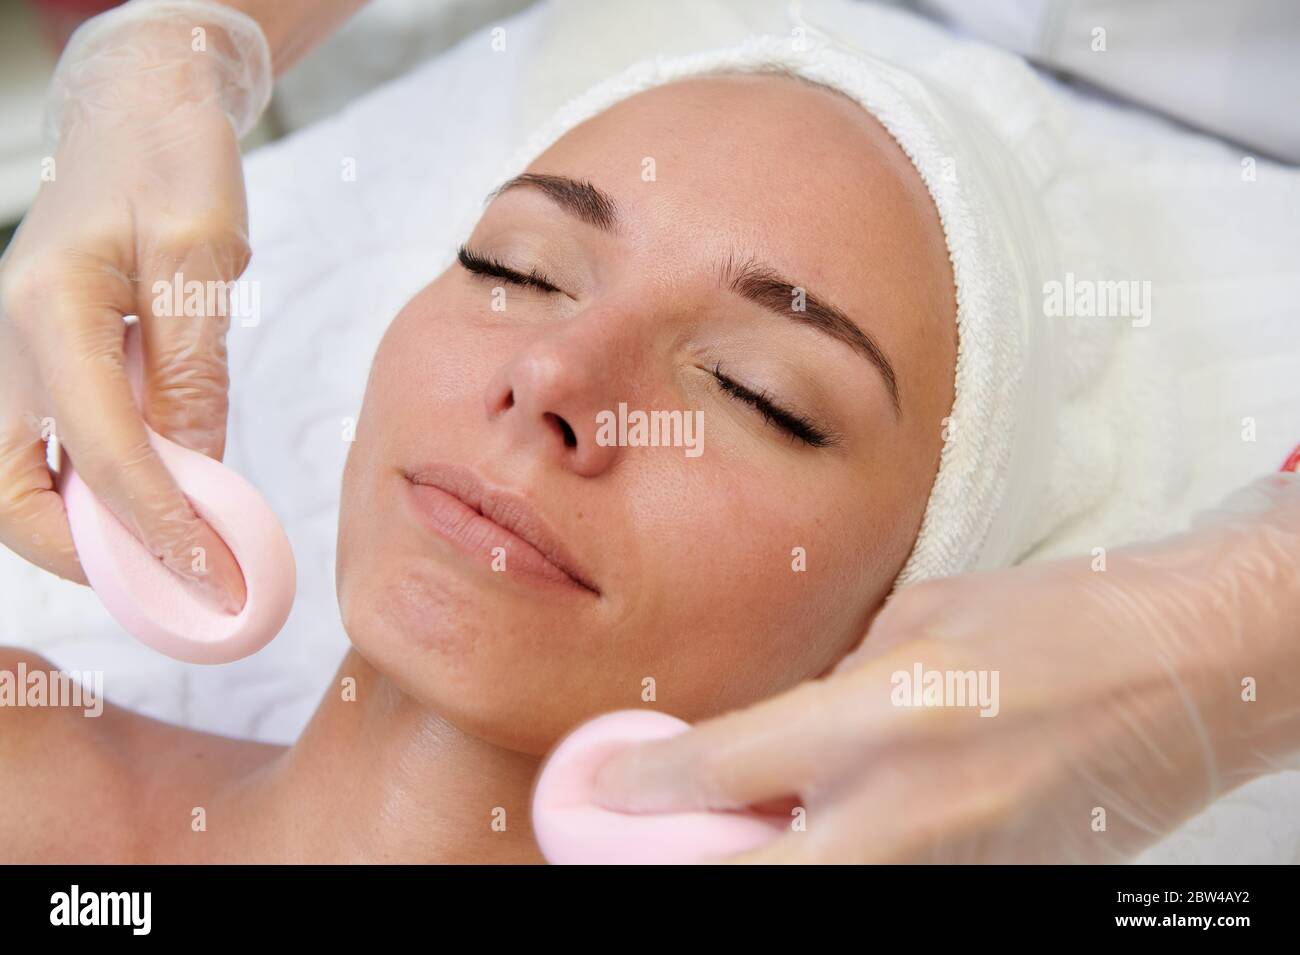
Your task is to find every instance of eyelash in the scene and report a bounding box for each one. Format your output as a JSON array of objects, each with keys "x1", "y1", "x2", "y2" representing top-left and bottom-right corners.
[
  {"x1": 711, "y1": 363, "x2": 836, "y2": 448},
  {"x1": 457, "y1": 244, "x2": 564, "y2": 294},
  {"x1": 459, "y1": 245, "x2": 833, "y2": 449}
]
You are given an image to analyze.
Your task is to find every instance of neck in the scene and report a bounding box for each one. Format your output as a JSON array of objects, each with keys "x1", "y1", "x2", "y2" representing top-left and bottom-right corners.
[{"x1": 240, "y1": 648, "x2": 545, "y2": 863}]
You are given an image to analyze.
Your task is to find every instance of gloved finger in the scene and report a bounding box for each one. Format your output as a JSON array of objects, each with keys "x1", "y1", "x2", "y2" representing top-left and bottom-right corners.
[
  {"x1": 723, "y1": 754, "x2": 1027, "y2": 865},
  {"x1": 721, "y1": 795, "x2": 886, "y2": 864},
  {"x1": 721, "y1": 770, "x2": 905, "y2": 865},
  {"x1": 0, "y1": 420, "x2": 86, "y2": 584},
  {"x1": 134, "y1": 101, "x2": 250, "y2": 460},
  {"x1": 138, "y1": 229, "x2": 248, "y2": 461},
  {"x1": 28, "y1": 293, "x2": 246, "y2": 613},
  {"x1": 594, "y1": 673, "x2": 897, "y2": 814},
  {"x1": 719, "y1": 822, "x2": 829, "y2": 865}
]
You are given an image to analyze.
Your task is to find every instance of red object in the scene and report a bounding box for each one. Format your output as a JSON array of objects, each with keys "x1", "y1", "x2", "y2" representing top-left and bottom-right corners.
[
  {"x1": 24, "y1": 0, "x2": 122, "y2": 53},
  {"x1": 26, "y1": 0, "x2": 118, "y2": 8},
  {"x1": 1281, "y1": 444, "x2": 1300, "y2": 473}
]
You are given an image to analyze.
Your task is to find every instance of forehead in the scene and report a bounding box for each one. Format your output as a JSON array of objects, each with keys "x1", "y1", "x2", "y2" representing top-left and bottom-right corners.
[
  {"x1": 524, "y1": 71, "x2": 947, "y2": 287},
  {"x1": 529, "y1": 72, "x2": 933, "y2": 237},
  {"x1": 516, "y1": 73, "x2": 956, "y2": 399}
]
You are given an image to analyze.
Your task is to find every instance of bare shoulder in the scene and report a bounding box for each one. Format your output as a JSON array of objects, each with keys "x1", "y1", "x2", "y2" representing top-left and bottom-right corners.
[
  {"x1": 0, "y1": 646, "x2": 285, "y2": 862},
  {"x1": 0, "y1": 646, "x2": 89, "y2": 747},
  {"x1": 0, "y1": 646, "x2": 134, "y2": 860}
]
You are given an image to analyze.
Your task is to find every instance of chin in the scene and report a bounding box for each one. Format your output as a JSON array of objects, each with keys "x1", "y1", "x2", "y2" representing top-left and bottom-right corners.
[{"x1": 337, "y1": 551, "x2": 623, "y2": 755}]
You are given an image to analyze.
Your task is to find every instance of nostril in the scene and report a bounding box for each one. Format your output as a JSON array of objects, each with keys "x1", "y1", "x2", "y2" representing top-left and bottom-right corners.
[
  {"x1": 546, "y1": 412, "x2": 577, "y2": 449},
  {"x1": 503, "y1": 389, "x2": 515, "y2": 411}
]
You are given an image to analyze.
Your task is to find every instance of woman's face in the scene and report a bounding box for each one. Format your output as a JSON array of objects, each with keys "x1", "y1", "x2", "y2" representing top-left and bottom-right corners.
[{"x1": 336, "y1": 73, "x2": 956, "y2": 754}]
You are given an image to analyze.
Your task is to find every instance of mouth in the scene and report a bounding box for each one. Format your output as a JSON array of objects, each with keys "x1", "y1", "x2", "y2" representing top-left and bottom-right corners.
[{"x1": 401, "y1": 463, "x2": 600, "y2": 597}]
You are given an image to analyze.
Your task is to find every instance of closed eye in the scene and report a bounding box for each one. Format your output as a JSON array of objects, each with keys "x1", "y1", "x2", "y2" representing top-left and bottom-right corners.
[
  {"x1": 710, "y1": 363, "x2": 838, "y2": 448},
  {"x1": 457, "y1": 244, "x2": 565, "y2": 294}
]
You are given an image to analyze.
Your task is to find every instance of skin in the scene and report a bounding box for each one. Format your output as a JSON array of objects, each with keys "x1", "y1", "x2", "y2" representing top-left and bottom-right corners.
[{"x1": 0, "y1": 73, "x2": 955, "y2": 863}]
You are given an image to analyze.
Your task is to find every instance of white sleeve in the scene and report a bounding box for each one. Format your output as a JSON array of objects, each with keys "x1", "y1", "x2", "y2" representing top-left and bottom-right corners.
[{"x1": 914, "y1": 0, "x2": 1300, "y2": 162}]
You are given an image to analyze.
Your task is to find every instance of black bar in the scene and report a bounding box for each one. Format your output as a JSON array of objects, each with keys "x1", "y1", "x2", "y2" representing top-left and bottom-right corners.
[{"x1": 0, "y1": 864, "x2": 1285, "y2": 941}]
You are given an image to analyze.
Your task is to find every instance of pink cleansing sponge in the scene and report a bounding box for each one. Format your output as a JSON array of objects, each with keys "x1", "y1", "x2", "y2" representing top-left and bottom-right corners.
[
  {"x1": 59, "y1": 323, "x2": 295, "y2": 665},
  {"x1": 532, "y1": 709, "x2": 788, "y2": 864}
]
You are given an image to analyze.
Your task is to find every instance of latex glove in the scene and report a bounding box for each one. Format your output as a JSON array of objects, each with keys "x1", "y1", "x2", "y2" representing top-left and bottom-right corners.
[
  {"x1": 0, "y1": 0, "x2": 271, "y2": 611},
  {"x1": 594, "y1": 473, "x2": 1300, "y2": 862}
]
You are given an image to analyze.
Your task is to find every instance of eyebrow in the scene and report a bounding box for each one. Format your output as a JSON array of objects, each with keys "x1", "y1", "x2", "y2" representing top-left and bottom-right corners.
[
  {"x1": 489, "y1": 173, "x2": 619, "y2": 231},
  {"x1": 721, "y1": 255, "x2": 902, "y2": 417},
  {"x1": 487, "y1": 173, "x2": 901, "y2": 416}
]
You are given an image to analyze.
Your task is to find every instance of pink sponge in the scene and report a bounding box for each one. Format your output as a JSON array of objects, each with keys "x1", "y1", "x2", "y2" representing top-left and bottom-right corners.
[
  {"x1": 532, "y1": 710, "x2": 788, "y2": 864},
  {"x1": 60, "y1": 324, "x2": 295, "y2": 665}
]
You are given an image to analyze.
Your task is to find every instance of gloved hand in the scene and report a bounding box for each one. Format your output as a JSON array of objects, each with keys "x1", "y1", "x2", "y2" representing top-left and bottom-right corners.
[
  {"x1": 594, "y1": 472, "x2": 1300, "y2": 862},
  {"x1": 0, "y1": 0, "x2": 272, "y2": 612}
]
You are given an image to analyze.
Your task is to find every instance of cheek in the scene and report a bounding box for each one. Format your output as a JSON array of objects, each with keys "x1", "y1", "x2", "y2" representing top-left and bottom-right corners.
[
  {"x1": 343, "y1": 288, "x2": 513, "y2": 495},
  {"x1": 336, "y1": 290, "x2": 490, "y2": 606},
  {"x1": 369, "y1": 301, "x2": 489, "y2": 424},
  {"x1": 631, "y1": 463, "x2": 890, "y2": 713}
]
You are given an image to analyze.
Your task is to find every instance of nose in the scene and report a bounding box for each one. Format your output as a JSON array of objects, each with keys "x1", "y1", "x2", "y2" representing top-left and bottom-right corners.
[{"x1": 485, "y1": 335, "x2": 621, "y2": 478}]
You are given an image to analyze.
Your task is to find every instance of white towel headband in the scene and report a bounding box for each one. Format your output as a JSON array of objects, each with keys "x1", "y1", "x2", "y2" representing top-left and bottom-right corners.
[{"x1": 502, "y1": 34, "x2": 1063, "y2": 587}]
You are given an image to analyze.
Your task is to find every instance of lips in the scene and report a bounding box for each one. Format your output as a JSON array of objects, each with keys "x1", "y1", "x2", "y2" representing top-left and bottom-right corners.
[{"x1": 402, "y1": 464, "x2": 599, "y2": 596}]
